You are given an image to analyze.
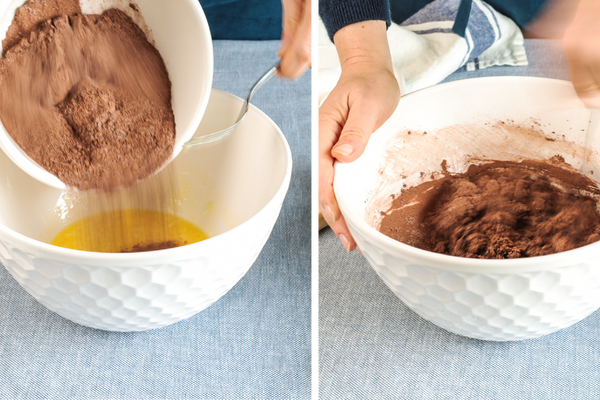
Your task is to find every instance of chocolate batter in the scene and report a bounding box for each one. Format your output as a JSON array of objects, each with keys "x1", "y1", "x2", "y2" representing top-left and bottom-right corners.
[
  {"x1": 0, "y1": 0, "x2": 175, "y2": 190},
  {"x1": 379, "y1": 158, "x2": 600, "y2": 259}
]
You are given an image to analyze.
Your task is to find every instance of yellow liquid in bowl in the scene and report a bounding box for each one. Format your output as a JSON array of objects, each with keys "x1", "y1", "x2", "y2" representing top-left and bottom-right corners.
[{"x1": 51, "y1": 209, "x2": 209, "y2": 253}]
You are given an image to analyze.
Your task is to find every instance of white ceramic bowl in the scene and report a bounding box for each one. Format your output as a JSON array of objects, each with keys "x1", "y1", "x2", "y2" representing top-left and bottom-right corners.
[
  {"x1": 0, "y1": 89, "x2": 292, "y2": 331},
  {"x1": 335, "y1": 77, "x2": 600, "y2": 341},
  {"x1": 0, "y1": 0, "x2": 213, "y2": 189}
]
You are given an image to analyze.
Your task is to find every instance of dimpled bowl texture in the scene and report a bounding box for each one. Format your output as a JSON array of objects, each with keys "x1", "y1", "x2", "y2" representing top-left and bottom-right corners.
[
  {"x1": 334, "y1": 77, "x2": 600, "y2": 341},
  {"x1": 0, "y1": 0, "x2": 213, "y2": 189},
  {"x1": 0, "y1": 89, "x2": 292, "y2": 331}
]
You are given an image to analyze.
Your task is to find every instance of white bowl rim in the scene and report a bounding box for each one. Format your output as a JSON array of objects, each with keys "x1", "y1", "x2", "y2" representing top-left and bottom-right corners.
[
  {"x1": 0, "y1": 89, "x2": 293, "y2": 264},
  {"x1": 335, "y1": 76, "x2": 600, "y2": 273}
]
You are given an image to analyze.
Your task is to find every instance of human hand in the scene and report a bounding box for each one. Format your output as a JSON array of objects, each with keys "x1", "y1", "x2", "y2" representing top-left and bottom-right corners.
[
  {"x1": 319, "y1": 20, "x2": 400, "y2": 251},
  {"x1": 563, "y1": 0, "x2": 600, "y2": 108},
  {"x1": 278, "y1": 0, "x2": 311, "y2": 78}
]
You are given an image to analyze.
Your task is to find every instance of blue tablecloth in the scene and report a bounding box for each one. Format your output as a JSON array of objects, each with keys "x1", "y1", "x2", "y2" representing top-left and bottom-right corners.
[
  {"x1": 0, "y1": 41, "x2": 311, "y2": 400},
  {"x1": 319, "y1": 39, "x2": 600, "y2": 400}
]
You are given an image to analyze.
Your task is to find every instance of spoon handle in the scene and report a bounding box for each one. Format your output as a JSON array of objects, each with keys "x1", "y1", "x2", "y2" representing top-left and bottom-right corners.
[{"x1": 184, "y1": 62, "x2": 279, "y2": 148}]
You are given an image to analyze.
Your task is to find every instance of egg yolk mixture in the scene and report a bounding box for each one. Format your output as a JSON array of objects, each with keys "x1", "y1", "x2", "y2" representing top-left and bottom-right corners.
[{"x1": 51, "y1": 209, "x2": 208, "y2": 253}]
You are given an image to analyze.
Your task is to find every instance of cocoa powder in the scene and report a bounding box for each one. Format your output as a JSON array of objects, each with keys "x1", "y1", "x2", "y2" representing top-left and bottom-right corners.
[
  {"x1": 379, "y1": 158, "x2": 600, "y2": 259},
  {"x1": 0, "y1": 0, "x2": 175, "y2": 190},
  {"x1": 119, "y1": 240, "x2": 181, "y2": 253},
  {"x1": 2, "y1": 0, "x2": 82, "y2": 57}
]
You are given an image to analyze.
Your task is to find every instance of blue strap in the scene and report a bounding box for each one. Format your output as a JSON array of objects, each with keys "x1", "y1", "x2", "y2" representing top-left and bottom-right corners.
[{"x1": 452, "y1": 0, "x2": 472, "y2": 37}]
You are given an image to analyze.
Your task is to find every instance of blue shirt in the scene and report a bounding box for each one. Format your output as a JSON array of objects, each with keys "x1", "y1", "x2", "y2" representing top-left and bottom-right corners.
[
  {"x1": 199, "y1": 0, "x2": 282, "y2": 40},
  {"x1": 320, "y1": 0, "x2": 549, "y2": 40}
]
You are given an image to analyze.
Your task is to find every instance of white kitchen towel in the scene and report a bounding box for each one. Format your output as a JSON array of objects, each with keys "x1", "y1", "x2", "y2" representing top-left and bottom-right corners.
[{"x1": 319, "y1": 0, "x2": 527, "y2": 96}]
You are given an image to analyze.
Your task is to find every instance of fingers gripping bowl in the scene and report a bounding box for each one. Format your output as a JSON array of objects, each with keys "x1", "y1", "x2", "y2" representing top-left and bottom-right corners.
[
  {"x1": 334, "y1": 77, "x2": 600, "y2": 341},
  {"x1": 0, "y1": 89, "x2": 293, "y2": 331}
]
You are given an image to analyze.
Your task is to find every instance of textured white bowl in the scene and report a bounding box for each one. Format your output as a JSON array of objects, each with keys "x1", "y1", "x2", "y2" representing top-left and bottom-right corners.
[
  {"x1": 0, "y1": 89, "x2": 292, "y2": 331},
  {"x1": 335, "y1": 77, "x2": 600, "y2": 341},
  {"x1": 0, "y1": 0, "x2": 213, "y2": 189}
]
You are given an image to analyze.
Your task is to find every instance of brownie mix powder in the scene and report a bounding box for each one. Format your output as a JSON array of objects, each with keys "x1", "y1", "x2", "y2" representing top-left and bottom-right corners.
[{"x1": 0, "y1": 0, "x2": 175, "y2": 190}]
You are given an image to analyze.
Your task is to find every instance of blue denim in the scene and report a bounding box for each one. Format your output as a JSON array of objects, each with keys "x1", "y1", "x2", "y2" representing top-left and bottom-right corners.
[
  {"x1": 0, "y1": 41, "x2": 311, "y2": 400},
  {"x1": 199, "y1": 0, "x2": 282, "y2": 40},
  {"x1": 319, "y1": 40, "x2": 600, "y2": 400}
]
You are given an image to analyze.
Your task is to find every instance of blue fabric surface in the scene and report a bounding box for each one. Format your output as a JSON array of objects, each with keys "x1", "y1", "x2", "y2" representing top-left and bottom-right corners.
[
  {"x1": 199, "y1": 0, "x2": 283, "y2": 40},
  {"x1": 0, "y1": 41, "x2": 311, "y2": 400},
  {"x1": 319, "y1": 40, "x2": 600, "y2": 399}
]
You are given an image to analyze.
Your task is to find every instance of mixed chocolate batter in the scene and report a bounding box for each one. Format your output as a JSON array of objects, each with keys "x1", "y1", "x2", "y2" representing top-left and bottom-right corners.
[
  {"x1": 0, "y1": 0, "x2": 175, "y2": 190},
  {"x1": 379, "y1": 157, "x2": 600, "y2": 259}
]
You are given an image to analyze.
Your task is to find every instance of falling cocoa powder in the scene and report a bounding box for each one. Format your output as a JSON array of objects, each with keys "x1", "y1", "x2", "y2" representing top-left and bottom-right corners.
[
  {"x1": 379, "y1": 158, "x2": 600, "y2": 259},
  {"x1": 0, "y1": 0, "x2": 175, "y2": 190}
]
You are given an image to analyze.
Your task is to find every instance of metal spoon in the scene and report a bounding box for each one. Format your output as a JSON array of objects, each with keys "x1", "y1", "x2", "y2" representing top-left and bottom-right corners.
[{"x1": 183, "y1": 62, "x2": 279, "y2": 148}]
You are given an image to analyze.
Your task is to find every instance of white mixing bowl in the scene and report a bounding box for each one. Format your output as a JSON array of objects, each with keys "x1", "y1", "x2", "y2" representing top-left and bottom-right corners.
[
  {"x1": 335, "y1": 77, "x2": 600, "y2": 341},
  {"x1": 0, "y1": 0, "x2": 213, "y2": 189},
  {"x1": 0, "y1": 89, "x2": 292, "y2": 331}
]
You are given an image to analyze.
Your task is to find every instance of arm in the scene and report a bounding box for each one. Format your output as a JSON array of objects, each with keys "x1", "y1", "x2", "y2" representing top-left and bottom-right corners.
[
  {"x1": 563, "y1": 0, "x2": 600, "y2": 108},
  {"x1": 523, "y1": 0, "x2": 600, "y2": 107},
  {"x1": 277, "y1": 0, "x2": 392, "y2": 79},
  {"x1": 278, "y1": 0, "x2": 311, "y2": 78},
  {"x1": 319, "y1": 19, "x2": 400, "y2": 251}
]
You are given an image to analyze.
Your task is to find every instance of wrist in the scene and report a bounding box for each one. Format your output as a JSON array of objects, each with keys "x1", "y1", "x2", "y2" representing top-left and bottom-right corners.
[{"x1": 333, "y1": 20, "x2": 394, "y2": 75}]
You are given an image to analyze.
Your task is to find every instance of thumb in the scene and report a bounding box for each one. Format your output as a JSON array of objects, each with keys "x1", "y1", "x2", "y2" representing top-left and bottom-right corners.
[
  {"x1": 331, "y1": 102, "x2": 379, "y2": 163},
  {"x1": 278, "y1": 0, "x2": 311, "y2": 78},
  {"x1": 279, "y1": 0, "x2": 301, "y2": 58},
  {"x1": 566, "y1": 54, "x2": 600, "y2": 108}
]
